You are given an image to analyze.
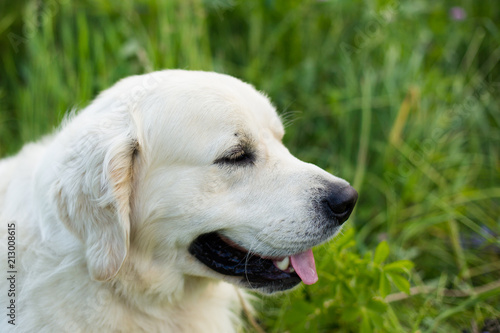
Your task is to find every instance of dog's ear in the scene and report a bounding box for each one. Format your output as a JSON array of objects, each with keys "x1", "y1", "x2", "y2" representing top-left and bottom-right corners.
[{"x1": 54, "y1": 113, "x2": 138, "y2": 281}]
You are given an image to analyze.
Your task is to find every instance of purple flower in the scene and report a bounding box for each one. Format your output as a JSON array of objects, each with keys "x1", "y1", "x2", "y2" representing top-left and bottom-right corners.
[{"x1": 450, "y1": 6, "x2": 467, "y2": 21}]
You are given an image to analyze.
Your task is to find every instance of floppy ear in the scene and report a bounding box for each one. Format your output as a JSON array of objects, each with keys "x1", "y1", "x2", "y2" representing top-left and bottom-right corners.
[{"x1": 54, "y1": 113, "x2": 138, "y2": 281}]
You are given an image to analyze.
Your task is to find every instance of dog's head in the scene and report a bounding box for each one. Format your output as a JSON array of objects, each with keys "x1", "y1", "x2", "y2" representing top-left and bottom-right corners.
[{"x1": 52, "y1": 70, "x2": 357, "y2": 294}]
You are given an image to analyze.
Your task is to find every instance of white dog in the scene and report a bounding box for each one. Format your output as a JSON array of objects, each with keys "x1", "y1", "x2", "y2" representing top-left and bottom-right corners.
[{"x1": 0, "y1": 70, "x2": 357, "y2": 332}]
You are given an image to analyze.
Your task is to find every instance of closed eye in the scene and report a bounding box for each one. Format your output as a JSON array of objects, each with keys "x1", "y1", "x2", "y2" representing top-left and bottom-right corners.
[{"x1": 215, "y1": 148, "x2": 255, "y2": 166}]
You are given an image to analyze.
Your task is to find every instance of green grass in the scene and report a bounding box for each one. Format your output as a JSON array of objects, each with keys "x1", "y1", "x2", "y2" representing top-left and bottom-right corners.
[{"x1": 1, "y1": 0, "x2": 499, "y2": 331}]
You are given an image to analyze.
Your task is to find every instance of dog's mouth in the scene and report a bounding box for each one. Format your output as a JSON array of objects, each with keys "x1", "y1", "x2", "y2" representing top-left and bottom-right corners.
[{"x1": 188, "y1": 232, "x2": 319, "y2": 292}]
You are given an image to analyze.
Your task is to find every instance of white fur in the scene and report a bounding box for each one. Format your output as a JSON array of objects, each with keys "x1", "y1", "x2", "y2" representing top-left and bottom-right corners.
[{"x1": 0, "y1": 70, "x2": 349, "y2": 332}]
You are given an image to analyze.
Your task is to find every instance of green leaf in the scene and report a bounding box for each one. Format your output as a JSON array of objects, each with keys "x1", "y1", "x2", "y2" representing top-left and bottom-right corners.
[
  {"x1": 383, "y1": 260, "x2": 414, "y2": 273},
  {"x1": 387, "y1": 272, "x2": 411, "y2": 294},
  {"x1": 374, "y1": 241, "x2": 390, "y2": 265},
  {"x1": 367, "y1": 298, "x2": 388, "y2": 313},
  {"x1": 366, "y1": 306, "x2": 385, "y2": 328},
  {"x1": 339, "y1": 281, "x2": 356, "y2": 301},
  {"x1": 379, "y1": 272, "x2": 391, "y2": 298},
  {"x1": 340, "y1": 306, "x2": 360, "y2": 323},
  {"x1": 284, "y1": 300, "x2": 316, "y2": 326},
  {"x1": 360, "y1": 310, "x2": 372, "y2": 333},
  {"x1": 333, "y1": 227, "x2": 356, "y2": 250}
]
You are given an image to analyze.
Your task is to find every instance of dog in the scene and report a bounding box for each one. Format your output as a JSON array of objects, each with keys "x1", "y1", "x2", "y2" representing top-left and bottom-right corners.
[{"x1": 0, "y1": 70, "x2": 357, "y2": 332}]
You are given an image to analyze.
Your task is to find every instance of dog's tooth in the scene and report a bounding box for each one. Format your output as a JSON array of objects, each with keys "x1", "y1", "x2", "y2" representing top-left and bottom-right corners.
[{"x1": 275, "y1": 257, "x2": 290, "y2": 271}]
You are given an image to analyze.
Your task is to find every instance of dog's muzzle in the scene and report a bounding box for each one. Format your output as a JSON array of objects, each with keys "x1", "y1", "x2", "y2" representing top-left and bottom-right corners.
[{"x1": 189, "y1": 185, "x2": 358, "y2": 293}]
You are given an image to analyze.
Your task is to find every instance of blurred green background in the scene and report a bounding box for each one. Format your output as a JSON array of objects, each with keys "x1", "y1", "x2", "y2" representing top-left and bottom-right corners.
[{"x1": 1, "y1": 0, "x2": 499, "y2": 332}]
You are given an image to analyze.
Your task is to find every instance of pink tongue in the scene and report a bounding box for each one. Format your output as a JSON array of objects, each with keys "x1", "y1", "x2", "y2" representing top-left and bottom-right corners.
[{"x1": 290, "y1": 249, "x2": 318, "y2": 285}]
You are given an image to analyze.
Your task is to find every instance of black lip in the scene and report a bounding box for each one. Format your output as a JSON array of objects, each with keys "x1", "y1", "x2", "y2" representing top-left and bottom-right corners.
[{"x1": 188, "y1": 232, "x2": 301, "y2": 292}]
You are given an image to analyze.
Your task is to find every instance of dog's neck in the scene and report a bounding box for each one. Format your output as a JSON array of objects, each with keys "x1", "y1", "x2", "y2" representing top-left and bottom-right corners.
[
  {"x1": 107, "y1": 251, "x2": 243, "y2": 331},
  {"x1": 114, "y1": 248, "x2": 211, "y2": 307}
]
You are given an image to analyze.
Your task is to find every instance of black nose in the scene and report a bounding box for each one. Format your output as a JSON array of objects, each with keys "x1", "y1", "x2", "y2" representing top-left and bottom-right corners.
[{"x1": 322, "y1": 185, "x2": 358, "y2": 225}]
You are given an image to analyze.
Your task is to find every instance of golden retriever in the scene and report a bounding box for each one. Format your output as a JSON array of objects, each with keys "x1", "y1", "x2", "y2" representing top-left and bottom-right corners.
[{"x1": 0, "y1": 70, "x2": 357, "y2": 332}]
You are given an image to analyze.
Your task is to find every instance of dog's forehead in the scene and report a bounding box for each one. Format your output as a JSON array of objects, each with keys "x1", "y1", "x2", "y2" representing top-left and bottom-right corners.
[{"x1": 135, "y1": 71, "x2": 285, "y2": 162}]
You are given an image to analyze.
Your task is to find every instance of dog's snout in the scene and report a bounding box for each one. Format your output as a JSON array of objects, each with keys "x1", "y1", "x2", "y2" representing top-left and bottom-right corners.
[{"x1": 322, "y1": 185, "x2": 358, "y2": 225}]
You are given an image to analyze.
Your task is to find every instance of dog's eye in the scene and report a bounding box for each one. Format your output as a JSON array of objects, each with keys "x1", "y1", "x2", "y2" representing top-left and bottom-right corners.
[{"x1": 216, "y1": 149, "x2": 254, "y2": 166}]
